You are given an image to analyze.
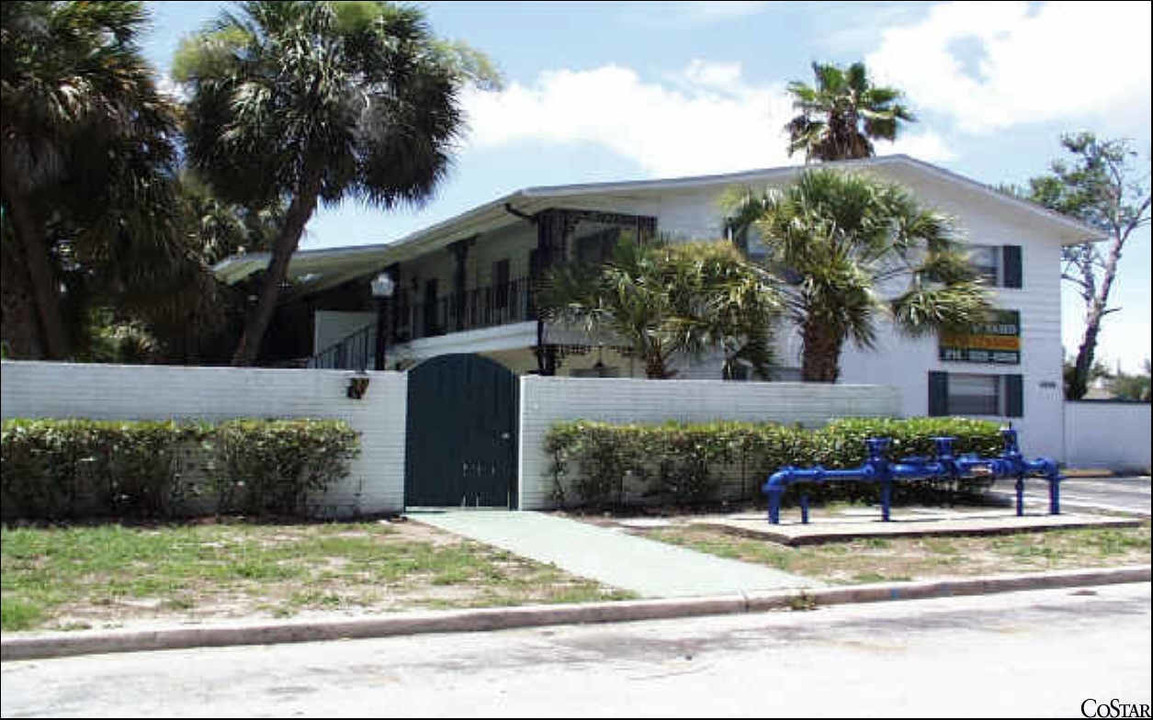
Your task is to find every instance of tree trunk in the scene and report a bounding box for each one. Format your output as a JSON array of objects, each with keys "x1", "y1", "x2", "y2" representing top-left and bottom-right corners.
[
  {"x1": 1069, "y1": 234, "x2": 1124, "y2": 399},
  {"x1": 0, "y1": 169, "x2": 70, "y2": 359},
  {"x1": 801, "y1": 319, "x2": 842, "y2": 382},
  {"x1": 642, "y1": 341, "x2": 675, "y2": 379},
  {"x1": 230, "y1": 176, "x2": 322, "y2": 367},
  {"x1": 644, "y1": 353, "x2": 668, "y2": 379},
  {"x1": 0, "y1": 230, "x2": 44, "y2": 358}
]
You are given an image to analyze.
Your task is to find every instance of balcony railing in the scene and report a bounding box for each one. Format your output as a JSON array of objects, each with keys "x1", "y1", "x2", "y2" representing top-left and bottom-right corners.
[
  {"x1": 395, "y1": 276, "x2": 534, "y2": 343},
  {"x1": 308, "y1": 324, "x2": 375, "y2": 370},
  {"x1": 307, "y1": 277, "x2": 536, "y2": 370}
]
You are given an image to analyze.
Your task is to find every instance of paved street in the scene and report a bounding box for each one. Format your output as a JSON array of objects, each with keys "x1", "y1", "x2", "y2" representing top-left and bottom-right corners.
[
  {"x1": 990, "y1": 475, "x2": 1151, "y2": 517},
  {"x1": 3, "y1": 583, "x2": 1149, "y2": 717}
]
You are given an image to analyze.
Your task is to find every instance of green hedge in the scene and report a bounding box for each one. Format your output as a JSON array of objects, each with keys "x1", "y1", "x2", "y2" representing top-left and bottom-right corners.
[
  {"x1": 544, "y1": 417, "x2": 1005, "y2": 508},
  {"x1": 1, "y1": 418, "x2": 360, "y2": 521}
]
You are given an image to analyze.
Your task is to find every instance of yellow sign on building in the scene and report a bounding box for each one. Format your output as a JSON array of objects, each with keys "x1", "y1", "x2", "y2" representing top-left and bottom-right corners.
[{"x1": 939, "y1": 310, "x2": 1020, "y2": 364}]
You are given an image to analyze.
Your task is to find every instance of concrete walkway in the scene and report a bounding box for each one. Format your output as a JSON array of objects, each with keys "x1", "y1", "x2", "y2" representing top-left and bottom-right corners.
[{"x1": 413, "y1": 510, "x2": 819, "y2": 598}]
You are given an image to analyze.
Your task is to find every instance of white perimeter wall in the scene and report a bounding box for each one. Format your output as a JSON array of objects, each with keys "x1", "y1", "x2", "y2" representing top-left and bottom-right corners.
[
  {"x1": 517, "y1": 376, "x2": 902, "y2": 510},
  {"x1": 0, "y1": 361, "x2": 407, "y2": 515},
  {"x1": 1063, "y1": 402, "x2": 1151, "y2": 472}
]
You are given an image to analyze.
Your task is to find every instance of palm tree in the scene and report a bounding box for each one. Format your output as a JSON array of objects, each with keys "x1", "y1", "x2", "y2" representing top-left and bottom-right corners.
[
  {"x1": 176, "y1": 1, "x2": 500, "y2": 366},
  {"x1": 1, "y1": 1, "x2": 181, "y2": 359},
  {"x1": 785, "y1": 61, "x2": 914, "y2": 163},
  {"x1": 661, "y1": 241, "x2": 781, "y2": 380},
  {"x1": 727, "y1": 170, "x2": 990, "y2": 382},
  {"x1": 540, "y1": 237, "x2": 780, "y2": 379}
]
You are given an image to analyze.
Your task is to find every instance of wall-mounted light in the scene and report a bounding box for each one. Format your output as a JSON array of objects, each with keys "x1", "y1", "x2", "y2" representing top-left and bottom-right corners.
[{"x1": 347, "y1": 373, "x2": 370, "y2": 399}]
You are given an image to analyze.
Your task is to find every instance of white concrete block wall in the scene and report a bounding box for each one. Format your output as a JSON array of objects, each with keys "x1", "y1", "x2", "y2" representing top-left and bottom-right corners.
[
  {"x1": 1063, "y1": 402, "x2": 1151, "y2": 471},
  {"x1": 1, "y1": 361, "x2": 407, "y2": 515},
  {"x1": 518, "y1": 376, "x2": 902, "y2": 510}
]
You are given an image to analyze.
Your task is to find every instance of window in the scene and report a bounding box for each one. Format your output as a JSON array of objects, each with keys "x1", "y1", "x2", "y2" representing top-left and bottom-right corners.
[
  {"x1": 929, "y1": 372, "x2": 1023, "y2": 417},
  {"x1": 966, "y1": 245, "x2": 1022, "y2": 288},
  {"x1": 948, "y1": 374, "x2": 1000, "y2": 415},
  {"x1": 967, "y1": 245, "x2": 1000, "y2": 286}
]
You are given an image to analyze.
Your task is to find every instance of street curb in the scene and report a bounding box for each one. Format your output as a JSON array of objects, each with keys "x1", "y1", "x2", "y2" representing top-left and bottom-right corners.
[{"x1": 2, "y1": 565, "x2": 1149, "y2": 662}]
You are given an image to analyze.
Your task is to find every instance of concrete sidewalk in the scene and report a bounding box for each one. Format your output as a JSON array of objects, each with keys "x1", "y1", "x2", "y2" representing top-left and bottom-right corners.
[{"x1": 412, "y1": 510, "x2": 818, "y2": 597}]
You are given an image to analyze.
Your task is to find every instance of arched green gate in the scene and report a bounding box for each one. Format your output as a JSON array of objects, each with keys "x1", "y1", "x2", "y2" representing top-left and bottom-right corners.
[{"x1": 405, "y1": 354, "x2": 518, "y2": 508}]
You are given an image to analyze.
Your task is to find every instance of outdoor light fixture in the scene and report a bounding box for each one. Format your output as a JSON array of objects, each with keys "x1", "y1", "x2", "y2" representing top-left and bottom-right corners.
[
  {"x1": 371, "y1": 272, "x2": 395, "y2": 299},
  {"x1": 347, "y1": 372, "x2": 370, "y2": 399},
  {"x1": 371, "y1": 271, "x2": 395, "y2": 372}
]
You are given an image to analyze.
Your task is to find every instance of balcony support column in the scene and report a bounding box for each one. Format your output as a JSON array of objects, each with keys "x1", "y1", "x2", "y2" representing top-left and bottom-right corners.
[
  {"x1": 448, "y1": 237, "x2": 475, "y2": 332},
  {"x1": 384, "y1": 263, "x2": 400, "y2": 345}
]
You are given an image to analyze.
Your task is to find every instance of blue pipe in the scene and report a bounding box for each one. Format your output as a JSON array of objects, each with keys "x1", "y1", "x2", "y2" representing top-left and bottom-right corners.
[{"x1": 763, "y1": 429, "x2": 1062, "y2": 525}]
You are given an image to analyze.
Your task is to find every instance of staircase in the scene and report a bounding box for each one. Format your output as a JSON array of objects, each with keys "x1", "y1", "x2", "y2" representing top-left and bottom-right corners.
[{"x1": 307, "y1": 324, "x2": 375, "y2": 370}]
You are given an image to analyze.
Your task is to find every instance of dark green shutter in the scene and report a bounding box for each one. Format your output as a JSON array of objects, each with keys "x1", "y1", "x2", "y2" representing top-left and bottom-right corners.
[
  {"x1": 929, "y1": 372, "x2": 949, "y2": 416},
  {"x1": 1005, "y1": 374, "x2": 1024, "y2": 417},
  {"x1": 1002, "y1": 245, "x2": 1022, "y2": 288}
]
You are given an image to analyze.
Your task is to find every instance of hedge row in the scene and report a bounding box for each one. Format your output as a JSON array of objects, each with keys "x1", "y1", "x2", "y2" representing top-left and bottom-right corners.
[
  {"x1": 1, "y1": 418, "x2": 360, "y2": 521},
  {"x1": 544, "y1": 417, "x2": 1006, "y2": 508}
]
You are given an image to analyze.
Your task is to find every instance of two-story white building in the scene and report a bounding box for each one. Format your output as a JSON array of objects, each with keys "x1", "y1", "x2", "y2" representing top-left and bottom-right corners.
[{"x1": 213, "y1": 155, "x2": 1101, "y2": 458}]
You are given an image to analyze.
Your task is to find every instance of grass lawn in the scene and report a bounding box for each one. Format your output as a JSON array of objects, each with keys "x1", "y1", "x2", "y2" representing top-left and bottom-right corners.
[
  {"x1": 1, "y1": 520, "x2": 635, "y2": 633},
  {"x1": 641, "y1": 521, "x2": 1151, "y2": 585}
]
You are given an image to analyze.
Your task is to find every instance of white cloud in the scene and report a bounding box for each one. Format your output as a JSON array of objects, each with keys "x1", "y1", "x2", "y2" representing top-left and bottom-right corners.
[
  {"x1": 618, "y1": 2, "x2": 773, "y2": 28},
  {"x1": 866, "y1": 1, "x2": 1152, "y2": 134},
  {"x1": 883, "y1": 131, "x2": 957, "y2": 162},
  {"x1": 461, "y1": 61, "x2": 954, "y2": 178}
]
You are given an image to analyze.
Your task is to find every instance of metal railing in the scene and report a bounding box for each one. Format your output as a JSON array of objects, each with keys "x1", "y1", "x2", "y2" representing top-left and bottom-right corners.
[
  {"x1": 396, "y1": 276, "x2": 534, "y2": 342},
  {"x1": 306, "y1": 277, "x2": 535, "y2": 369},
  {"x1": 307, "y1": 324, "x2": 375, "y2": 370}
]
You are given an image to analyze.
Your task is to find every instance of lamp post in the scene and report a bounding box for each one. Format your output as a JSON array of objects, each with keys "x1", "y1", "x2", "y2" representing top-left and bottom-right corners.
[{"x1": 371, "y1": 272, "x2": 395, "y2": 371}]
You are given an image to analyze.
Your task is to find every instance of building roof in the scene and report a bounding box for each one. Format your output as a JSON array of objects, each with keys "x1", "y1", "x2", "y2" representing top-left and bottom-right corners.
[{"x1": 213, "y1": 154, "x2": 1106, "y2": 290}]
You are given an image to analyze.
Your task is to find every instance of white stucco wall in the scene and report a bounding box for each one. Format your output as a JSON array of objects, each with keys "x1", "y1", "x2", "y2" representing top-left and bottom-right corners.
[
  {"x1": 0, "y1": 361, "x2": 407, "y2": 515},
  {"x1": 1063, "y1": 401, "x2": 1151, "y2": 471},
  {"x1": 517, "y1": 376, "x2": 902, "y2": 510}
]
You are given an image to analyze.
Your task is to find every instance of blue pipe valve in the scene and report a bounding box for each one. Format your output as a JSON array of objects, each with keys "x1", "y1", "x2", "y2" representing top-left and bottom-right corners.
[{"x1": 763, "y1": 432, "x2": 1062, "y2": 525}]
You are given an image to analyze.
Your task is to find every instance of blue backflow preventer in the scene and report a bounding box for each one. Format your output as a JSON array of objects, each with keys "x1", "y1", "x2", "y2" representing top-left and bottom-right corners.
[{"x1": 762, "y1": 428, "x2": 1061, "y2": 524}]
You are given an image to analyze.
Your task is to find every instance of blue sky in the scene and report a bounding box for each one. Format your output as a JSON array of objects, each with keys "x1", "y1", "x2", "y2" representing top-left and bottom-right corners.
[{"x1": 143, "y1": 1, "x2": 1151, "y2": 373}]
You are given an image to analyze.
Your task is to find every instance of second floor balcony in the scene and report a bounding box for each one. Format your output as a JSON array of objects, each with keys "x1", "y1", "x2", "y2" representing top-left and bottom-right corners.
[
  {"x1": 308, "y1": 275, "x2": 536, "y2": 370},
  {"x1": 394, "y1": 275, "x2": 535, "y2": 343}
]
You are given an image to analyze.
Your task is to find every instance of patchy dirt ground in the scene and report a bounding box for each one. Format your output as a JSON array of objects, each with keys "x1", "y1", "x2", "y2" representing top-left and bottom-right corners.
[
  {"x1": 635, "y1": 521, "x2": 1151, "y2": 584},
  {"x1": 554, "y1": 504, "x2": 1151, "y2": 585},
  {"x1": 1, "y1": 518, "x2": 634, "y2": 633}
]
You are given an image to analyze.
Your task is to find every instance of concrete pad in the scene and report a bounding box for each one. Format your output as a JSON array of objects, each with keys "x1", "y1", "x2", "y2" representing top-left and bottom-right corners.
[
  {"x1": 412, "y1": 510, "x2": 820, "y2": 597},
  {"x1": 699, "y1": 511, "x2": 1141, "y2": 546},
  {"x1": 1062, "y1": 468, "x2": 1117, "y2": 478}
]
